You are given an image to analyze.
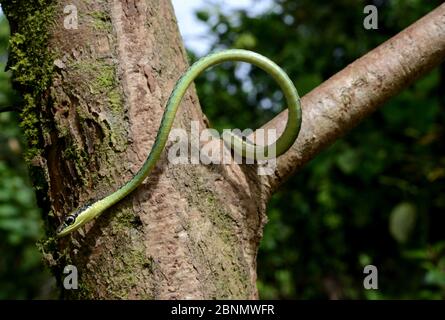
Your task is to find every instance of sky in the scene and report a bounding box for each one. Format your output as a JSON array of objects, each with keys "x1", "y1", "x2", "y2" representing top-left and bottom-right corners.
[{"x1": 171, "y1": 0, "x2": 272, "y2": 55}]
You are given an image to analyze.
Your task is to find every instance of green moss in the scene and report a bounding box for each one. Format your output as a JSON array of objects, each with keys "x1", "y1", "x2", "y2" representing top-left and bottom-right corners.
[
  {"x1": 73, "y1": 233, "x2": 154, "y2": 300},
  {"x1": 68, "y1": 46, "x2": 128, "y2": 152},
  {"x1": 184, "y1": 176, "x2": 251, "y2": 298},
  {"x1": 2, "y1": 0, "x2": 56, "y2": 161},
  {"x1": 70, "y1": 57, "x2": 127, "y2": 151},
  {"x1": 94, "y1": 64, "x2": 115, "y2": 92},
  {"x1": 205, "y1": 193, "x2": 237, "y2": 244},
  {"x1": 90, "y1": 10, "x2": 108, "y2": 21},
  {"x1": 206, "y1": 193, "x2": 250, "y2": 286},
  {"x1": 108, "y1": 88, "x2": 123, "y2": 113},
  {"x1": 90, "y1": 10, "x2": 112, "y2": 32},
  {"x1": 71, "y1": 59, "x2": 116, "y2": 95},
  {"x1": 109, "y1": 247, "x2": 148, "y2": 299},
  {"x1": 113, "y1": 208, "x2": 142, "y2": 230},
  {"x1": 62, "y1": 144, "x2": 89, "y2": 184},
  {"x1": 76, "y1": 282, "x2": 95, "y2": 299}
]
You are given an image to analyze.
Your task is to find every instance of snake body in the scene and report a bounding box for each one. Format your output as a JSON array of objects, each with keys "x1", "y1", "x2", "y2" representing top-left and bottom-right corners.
[{"x1": 56, "y1": 49, "x2": 302, "y2": 237}]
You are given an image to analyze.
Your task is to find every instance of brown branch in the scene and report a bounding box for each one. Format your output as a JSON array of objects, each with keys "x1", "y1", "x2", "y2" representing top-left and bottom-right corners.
[{"x1": 263, "y1": 3, "x2": 445, "y2": 193}]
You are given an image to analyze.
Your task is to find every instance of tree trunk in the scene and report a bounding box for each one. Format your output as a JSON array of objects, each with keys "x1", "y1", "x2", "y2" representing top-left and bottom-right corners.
[{"x1": 2, "y1": 0, "x2": 445, "y2": 299}]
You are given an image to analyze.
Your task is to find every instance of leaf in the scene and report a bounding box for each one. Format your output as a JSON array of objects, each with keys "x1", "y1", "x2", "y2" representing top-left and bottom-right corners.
[
  {"x1": 196, "y1": 10, "x2": 210, "y2": 22},
  {"x1": 336, "y1": 148, "x2": 359, "y2": 175},
  {"x1": 234, "y1": 33, "x2": 257, "y2": 49},
  {"x1": 425, "y1": 269, "x2": 445, "y2": 287},
  {"x1": 389, "y1": 202, "x2": 417, "y2": 244},
  {"x1": 402, "y1": 249, "x2": 430, "y2": 260}
]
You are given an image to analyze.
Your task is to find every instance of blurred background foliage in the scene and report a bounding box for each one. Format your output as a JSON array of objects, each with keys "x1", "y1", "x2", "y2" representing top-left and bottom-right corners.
[
  {"x1": 0, "y1": 0, "x2": 444, "y2": 299},
  {"x1": 0, "y1": 14, "x2": 53, "y2": 299}
]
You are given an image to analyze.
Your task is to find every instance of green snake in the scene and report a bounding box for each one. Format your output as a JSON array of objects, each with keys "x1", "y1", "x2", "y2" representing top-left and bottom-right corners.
[{"x1": 56, "y1": 49, "x2": 302, "y2": 238}]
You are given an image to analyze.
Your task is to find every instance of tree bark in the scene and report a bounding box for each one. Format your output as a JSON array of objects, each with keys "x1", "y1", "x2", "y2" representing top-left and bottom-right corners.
[{"x1": 2, "y1": 0, "x2": 445, "y2": 299}]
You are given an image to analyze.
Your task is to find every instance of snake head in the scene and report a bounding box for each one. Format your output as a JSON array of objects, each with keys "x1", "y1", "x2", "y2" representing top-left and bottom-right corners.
[
  {"x1": 56, "y1": 213, "x2": 78, "y2": 236},
  {"x1": 56, "y1": 202, "x2": 96, "y2": 238}
]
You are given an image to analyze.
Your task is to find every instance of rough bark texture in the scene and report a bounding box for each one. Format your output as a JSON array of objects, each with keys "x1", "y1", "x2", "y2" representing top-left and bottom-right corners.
[{"x1": 2, "y1": 0, "x2": 445, "y2": 299}]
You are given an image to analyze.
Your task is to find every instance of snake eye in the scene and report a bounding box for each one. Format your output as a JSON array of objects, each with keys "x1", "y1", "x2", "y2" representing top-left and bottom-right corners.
[{"x1": 65, "y1": 215, "x2": 75, "y2": 226}]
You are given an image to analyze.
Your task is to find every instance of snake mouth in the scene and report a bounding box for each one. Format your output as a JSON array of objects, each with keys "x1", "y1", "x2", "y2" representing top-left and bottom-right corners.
[
  {"x1": 56, "y1": 224, "x2": 65, "y2": 235},
  {"x1": 57, "y1": 224, "x2": 81, "y2": 238},
  {"x1": 56, "y1": 225, "x2": 70, "y2": 238}
]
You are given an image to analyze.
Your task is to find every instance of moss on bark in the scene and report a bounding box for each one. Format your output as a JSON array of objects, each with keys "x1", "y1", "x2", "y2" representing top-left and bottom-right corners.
[{"x1": 2, "y1": 0, "x2": 55, "y2": 161}]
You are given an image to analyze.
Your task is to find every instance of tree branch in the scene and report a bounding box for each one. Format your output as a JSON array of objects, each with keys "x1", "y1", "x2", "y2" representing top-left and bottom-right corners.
[{"x1": 264, "y1": 3, "x2": 445, "y2": 193}]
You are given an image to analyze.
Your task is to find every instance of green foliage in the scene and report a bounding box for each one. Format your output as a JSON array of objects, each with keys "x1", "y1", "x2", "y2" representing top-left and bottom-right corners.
[
  {"x1": 0, "y1": 10, "x2": 53, "y2": 299},
  {"x1": 0, "y1": 110, "x2": 52, "y2": 298},
  {"x1": 0, "y1": 122, "x2": 50, "y2": 299},
  {"x1": 191, "y1": 0, "x2": 445, "y2": 299},
  {"x1": 0, "y1": 16, "x2": 20, "y2": 109},
  {"x1": 389, "y1": 202, "x2": 416, "y2": 244}
]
